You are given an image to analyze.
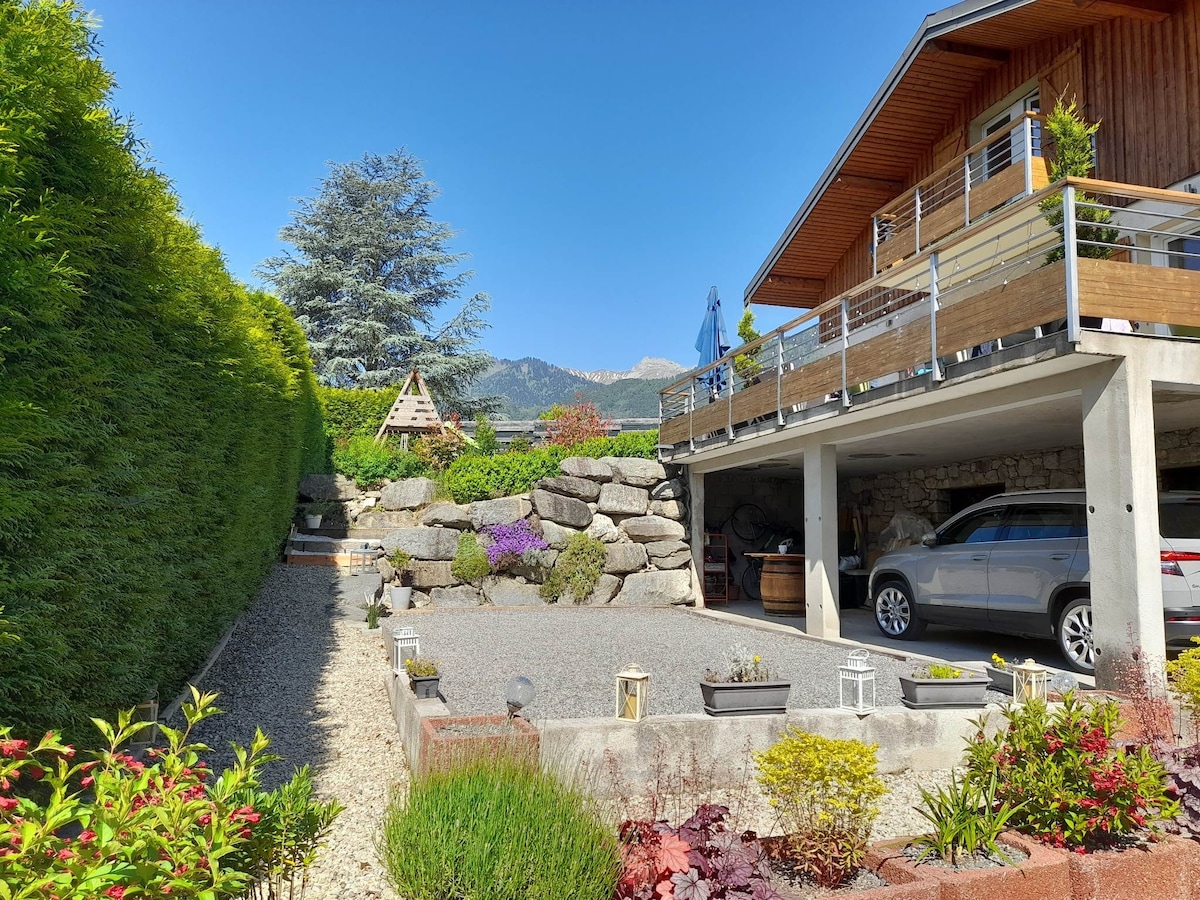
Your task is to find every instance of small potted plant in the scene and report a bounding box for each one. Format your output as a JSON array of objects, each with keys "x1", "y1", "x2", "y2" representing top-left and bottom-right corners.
[
  {"x1": 405, "y1": 656, "x2": 441, "y2": 699},
  {"x1": 986, "y1": 653, "x2": 1015, "y2": 695},
  {"x1": 303, "y1": 500, "x2": 337, "y2": 530},
  {"x1": 700, "y1": 644, "x2": 790, "y2": 716},
  {"x1": 387, "y1": 548, "x2": 414, "y2": 610},
  {"x1": 899, "y1": 662, "x2": 990, "y2": 709}
]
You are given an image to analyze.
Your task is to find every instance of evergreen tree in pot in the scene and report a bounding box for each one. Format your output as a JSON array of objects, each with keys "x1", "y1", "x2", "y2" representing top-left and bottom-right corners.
[{"x1": 387, "y1": 548, "x2": 414, "y2": 609}]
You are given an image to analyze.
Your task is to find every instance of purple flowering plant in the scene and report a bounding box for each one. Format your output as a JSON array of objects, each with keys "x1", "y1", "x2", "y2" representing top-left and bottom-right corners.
[{"x1": 483, "y1": 520, "x2": 549, "y2": 572}]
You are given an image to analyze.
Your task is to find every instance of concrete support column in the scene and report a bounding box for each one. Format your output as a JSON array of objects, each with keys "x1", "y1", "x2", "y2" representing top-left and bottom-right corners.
[
  {"x1": 688, "y1": 469, "x2": 706, "y2": 608},
  {"x1": 1081, "y1": 359, "x2": 1165, "y2": 693},
  {"x1": 803, "y1": 443, "x2": 841, "y2": 638}
]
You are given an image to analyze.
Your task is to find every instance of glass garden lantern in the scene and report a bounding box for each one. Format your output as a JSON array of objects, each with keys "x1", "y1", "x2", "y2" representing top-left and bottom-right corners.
[
  {"x1": 392, "y1": 627, "x2": 421, "y2": 676},
  {"x1": 505, "y1": 676, "x2": 536, "y2": 719},
  {"x1": 1013, "y1": 658, "x2": 1048, "y2": 705},
  {"x1": 838, "y1": 649, "x2": 876, "y2": 713},
  {"x1": 616, "y1": 665, "x2": 650, "y2": 722}
]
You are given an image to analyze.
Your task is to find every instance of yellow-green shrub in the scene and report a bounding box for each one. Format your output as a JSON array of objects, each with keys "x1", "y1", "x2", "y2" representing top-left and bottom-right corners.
[
  {"x1": 1168, "y1": 636, "x2": 1200, "y2": 731},
  {"x1": 539, "y1": 534, "x2": 606, "y2": 603},
  {"x1": 753, "y1": 727, "x2": 886, "y2": 888},
  {"x1": 451, "y1": 533, "x2": 490, "y2": 585}
]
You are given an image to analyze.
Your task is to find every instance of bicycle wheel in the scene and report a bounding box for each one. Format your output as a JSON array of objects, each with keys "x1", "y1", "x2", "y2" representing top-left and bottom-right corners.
[
  {"x1": 729, "y1": 503, "x2": 768, "y2": 542},
  {"x1": 741, "y1": 561, "x2": 762, "y2": 602}
]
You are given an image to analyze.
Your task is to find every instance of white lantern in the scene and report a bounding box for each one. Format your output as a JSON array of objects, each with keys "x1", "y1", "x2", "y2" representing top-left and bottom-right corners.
[
  {"x1": 615, "y1": 665, "x2": 650, "y2": 722},
  {"x1": 839, "y1": 649, "x2": 876, "y2": 713},
  {"x1": 1013, "y1": 658, "x2": 1048, "y2": 705},
  {"x1": 392, "y1": 627, "x2": 422, "y2": 676}
]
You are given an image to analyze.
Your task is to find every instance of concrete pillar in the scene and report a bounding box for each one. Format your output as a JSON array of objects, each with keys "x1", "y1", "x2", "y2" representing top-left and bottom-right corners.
[
  {"x1": 1081, "y1": 359, "x2": 1165, "y2": 693},
  {"x1": 688, "y1": 468, "x2": 706, "y2": 608},
  {"x1": 803, "y1": 443, "x2": 841, "y2": 637}
]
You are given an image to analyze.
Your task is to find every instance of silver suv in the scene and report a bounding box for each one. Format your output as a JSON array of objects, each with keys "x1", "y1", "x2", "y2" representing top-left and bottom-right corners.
[{"x1": 868, "y1": 490, "x2": 1200, "y2": 673}]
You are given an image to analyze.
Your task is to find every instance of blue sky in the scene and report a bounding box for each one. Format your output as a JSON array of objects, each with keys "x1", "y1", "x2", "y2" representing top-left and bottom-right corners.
[{"x1": 94, "y1": 1, "x2": 935, "y2": 371}]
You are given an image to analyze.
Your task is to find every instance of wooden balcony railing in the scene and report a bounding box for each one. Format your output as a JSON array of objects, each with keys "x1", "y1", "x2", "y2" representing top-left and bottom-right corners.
[
  {"x1": 873, "y1": 112, "x2": 1050, "y2": 272},
  {"x1": 660, "y1": 178, "x2": 1200, "y2": 454}
]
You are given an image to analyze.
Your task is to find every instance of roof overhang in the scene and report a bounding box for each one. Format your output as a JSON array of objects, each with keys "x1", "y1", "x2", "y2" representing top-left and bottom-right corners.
[{"x1": 744, "y1": 0, "x2": 1178, "y2": 309}]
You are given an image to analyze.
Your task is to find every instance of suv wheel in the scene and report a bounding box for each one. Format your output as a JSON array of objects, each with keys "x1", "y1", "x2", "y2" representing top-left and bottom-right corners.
[
  {"x1": 1057, "y1": 598, "x2": 1096, "y2": 674},
  {"x1": 874, "y1": 580, "x2": 927, "y2": 640}
]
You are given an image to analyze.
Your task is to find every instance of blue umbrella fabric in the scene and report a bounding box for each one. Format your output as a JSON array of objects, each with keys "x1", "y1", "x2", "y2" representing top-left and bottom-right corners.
[{"x1": 694, "y1": 286, "x2": 730, "y2": 396}]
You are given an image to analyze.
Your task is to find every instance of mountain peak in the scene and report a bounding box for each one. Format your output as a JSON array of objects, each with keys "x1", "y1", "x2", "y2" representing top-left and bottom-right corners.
[{"x1": 565, "y1": 356, "x2": 688, "y2": 385}]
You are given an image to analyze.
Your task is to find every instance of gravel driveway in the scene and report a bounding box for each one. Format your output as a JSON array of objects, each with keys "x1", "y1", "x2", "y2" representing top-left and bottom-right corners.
[{"x1": 385, "y1": 605, "x2": 983, "y2": 719}]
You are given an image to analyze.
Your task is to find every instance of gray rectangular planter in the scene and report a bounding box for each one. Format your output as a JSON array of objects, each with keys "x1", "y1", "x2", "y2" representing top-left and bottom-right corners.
[
  {"x1": 898, "y1": 672, "x2": 989, "y2": 709},
  {"x1": 409, "y1": 675, "x2": 441, "y2": 700},
  {"x1": 700, "y1": 680, "x2": 790, "y2": 716},
  {"x1": 985, "y1": 664, "x2": 1015, "y2": 695}
]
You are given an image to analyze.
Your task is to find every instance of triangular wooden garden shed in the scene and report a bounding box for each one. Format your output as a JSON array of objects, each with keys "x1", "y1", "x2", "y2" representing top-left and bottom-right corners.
[{"x1": 375, "y1": 370, "x2": 443, "y2": 442}]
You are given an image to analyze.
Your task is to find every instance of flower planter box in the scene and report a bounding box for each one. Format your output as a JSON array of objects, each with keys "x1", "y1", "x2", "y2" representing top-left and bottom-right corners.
[
  {"x1": 408, "y1": 674, "x2": 440, "y2": 700},
  {"x1": 417, "y1": 714, "x2": 539, "y2": 777},
  {"x1": 699, "y1": 680, "x2": 790, "y2": 716},
  {"x1": 872, "y1": 832, "x2": 1070, "y2": 900},
  {"x1": 898, "y1": 672, "x2": 990, "y2": 709},
  {"x1": 1058, "y1": 835, "x2": 1200, "y2": 900},
  {"x1": 762, "y1": 839, "x2": 940, "y2": 898},
  {"x1": 985, "y1": 664, "x2": 1014, "y2": 695}
]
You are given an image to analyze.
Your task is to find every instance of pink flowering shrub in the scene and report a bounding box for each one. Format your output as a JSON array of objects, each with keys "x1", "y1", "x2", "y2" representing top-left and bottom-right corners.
[
  {"x1": 962, "y1": 692, "x2": 1178, "y2": 850},
  {"x1": 483, "y1": 520, "x2": 548, "y2": 573},
  {"x1": 0, "y1": 688, "x2": 337, "y2": 898}
]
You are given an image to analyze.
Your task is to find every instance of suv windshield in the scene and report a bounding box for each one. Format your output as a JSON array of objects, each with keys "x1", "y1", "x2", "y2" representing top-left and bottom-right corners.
[{"x1": 1159, "y1": 499, "x2": 1200, "y2": 539}]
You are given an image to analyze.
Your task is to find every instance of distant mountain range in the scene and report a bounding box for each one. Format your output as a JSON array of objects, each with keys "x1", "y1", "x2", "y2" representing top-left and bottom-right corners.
[{"x1": 473, "y1": 356, "x2": 688, "y2": 419}]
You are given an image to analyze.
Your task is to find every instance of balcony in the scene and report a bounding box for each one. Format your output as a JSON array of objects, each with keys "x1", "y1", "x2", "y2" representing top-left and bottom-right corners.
[{"x1": 659, "y1": 177, "x2": 1200, "y2": 457}]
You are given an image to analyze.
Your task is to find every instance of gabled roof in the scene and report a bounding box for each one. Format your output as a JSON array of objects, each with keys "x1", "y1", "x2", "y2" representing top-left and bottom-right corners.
[
  {"x1": 375, "y1": 370, "x2": 443, "y2": 439},
  {"x1": 745, "y1": 0, "x2": 1173, "y2": 308}
]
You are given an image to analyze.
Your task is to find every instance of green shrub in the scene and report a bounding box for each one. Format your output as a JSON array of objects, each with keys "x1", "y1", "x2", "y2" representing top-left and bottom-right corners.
[
  {"x1": 753, "y1": 727, "x2": 886, "y2": 888},
  {"x1": 568, "y1": 430, "x2": 659, "y2": 459},
  {"x1": 540, "y1": 533, "x2": 607, "y2": 603},
  {"x1": 473, "y1": 415, "x2": 500, "y2": 456},
  {"x1": 318, "y1": 386, "x2": 396, "y2": 439},
  {"x1": 451, "y1": 532, "x2": 490, "y2": 585},
  {"x1": 961, "y1": 693, "x2": 1177, "y2": 849},
  {"x1": 443, "y1": 448, "x2": 566, "y2": 503},
  {"x1": 379, "y1": 755, "x2": 620, "y2": 900},
  {"x1": 330, "y1": 434, "x2": 429, "y2": 487},
  {"x1": 0, "y1": 3, "x2": 321, "y2": 740},
  {"x1": 412, "y1": 427, "x2": 469, "y2": 471},
  {"x1": 1167, "y1": 636, "x2": 1200, "y2": 732}
]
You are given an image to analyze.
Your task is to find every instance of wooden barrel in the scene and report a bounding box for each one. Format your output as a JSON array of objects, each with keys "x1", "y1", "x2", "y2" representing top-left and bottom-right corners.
[{"x1": 760, "y1": 555, "x2": 805, "y2": 616}]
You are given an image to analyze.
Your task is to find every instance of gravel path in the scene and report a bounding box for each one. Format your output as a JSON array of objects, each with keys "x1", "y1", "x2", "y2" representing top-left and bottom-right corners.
[
  {"x1": 385, "y1": 606, "x2": 1002, "y2": 718},
  {"x1": 188, "y1": 565, "x2": 403, "y2": 900}
]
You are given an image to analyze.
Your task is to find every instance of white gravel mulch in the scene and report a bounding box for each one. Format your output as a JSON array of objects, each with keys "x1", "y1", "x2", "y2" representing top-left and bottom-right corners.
[{"x1": 187, "y1": 565, "x2": 403, "y2": 900}]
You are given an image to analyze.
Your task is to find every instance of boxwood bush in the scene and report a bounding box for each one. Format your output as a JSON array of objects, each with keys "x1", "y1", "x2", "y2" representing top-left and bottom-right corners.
[{"x1": 0, "y1": 2, "x2": 322, "y2": 739}]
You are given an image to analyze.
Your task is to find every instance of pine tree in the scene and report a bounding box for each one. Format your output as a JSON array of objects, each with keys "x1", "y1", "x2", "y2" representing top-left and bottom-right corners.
[{"x1": 260, "y1": 150, "x2": 499, "y2": 415}]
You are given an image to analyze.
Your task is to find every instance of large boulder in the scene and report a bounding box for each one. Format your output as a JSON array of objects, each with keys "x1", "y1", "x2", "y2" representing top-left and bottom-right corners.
[
  {"x1": 604, "y1": 542, "x2": 649, "y2": 575},
  {"x1": 614, "y1": 571, "x2": 693, "y2": 606},
  {"x1": 483, "y1": 578, "x2": 545, "y2": 607},
  {"x1": 469, "y1": 496, "x2": 532, "y2": 529},
  {"x1": 430, "y1": 586, "x2": 482, "y2": 607},
  {"x1": 586, "y1": 514, "x2": 621, "y2": 543},
  {"x1": 410, "y1": 561, "x2": 457, "y2": 589},
  {"x1": 650, "y1": 478, "x2": 686, "y2": 501},
  {"x1": 381, "y1": 527, "x2": 460, "y2": 560},
  {"x1": 532, "y1": 489, "x2": 592, "y2": 529},
  {"x1": 619, "y1": 515, "x2": 686, "y2": 543},
  {"x1": 650, "y1": 499, "x2": 686, "y2": 521},
  {"x1": 420, "y1": 502, "x2": 473, "y2": 529},
  {"x1": 561, "y1": 573, "x2": 621, "y2": 606},
  {"x1": 298, "y1": 473, "x2": 357, "y2": 502},
  {"x1": 601, "y1": 457, "x2": 666, "y2": 488},
  {"x1": 537, "y1": 475, "x2": 601, "y2": 502},
  {"x1": 377, "y1": 557, "x2": 396, "y2": 583},
  {"x1": 380, "y1": 477, "x2": 439, "y2": 510},
  {"x1": 597, "y1": 483, "x2": 649, "y2": 516},
  {"x1": 540, "y1": 520, "x2": 580, "y2": 550},
  {"x1": 510, "y1": 549, "x2": 559, "y2": 584},
  {"x1": 650, "y1": 547, "x2": 691, "y2": 569},
  {"x1": 355, "y1": 510, "x2": 417, "y2": 530},
  {"x1": 559, "y1": 457, "x2": 613, "y2": 482},
  {"x1": 645, "y1": 540, "x2": 689, "y2": 560}
]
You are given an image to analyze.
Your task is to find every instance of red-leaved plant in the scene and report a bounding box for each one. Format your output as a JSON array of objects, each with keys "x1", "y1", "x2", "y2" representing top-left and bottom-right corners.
[
  {"x1": 543, "y1": 397, "x2": 612, "y2": 448},
  {"x1": 616, "y1": 804, "x2": 783, "y2": 900}
]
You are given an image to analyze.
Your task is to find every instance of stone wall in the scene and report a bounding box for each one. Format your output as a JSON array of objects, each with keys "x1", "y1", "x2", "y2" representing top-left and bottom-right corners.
[
  {"x1": 336, "y1": 457, "x2": 697, "y2": 609},
  {"x1": 843, "y1": 426, "x2": 1200, "y2": 547}
]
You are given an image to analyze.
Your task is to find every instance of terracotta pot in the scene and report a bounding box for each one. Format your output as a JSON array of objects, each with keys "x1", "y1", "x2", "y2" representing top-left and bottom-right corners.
[
  {"x1": 872, "y1": 832, "x2": 1069, "y2": 900},
  {"x1": 1057, "y1": 834, "x2": 1200, "y2": 900},
  {"x1": 417, "y1": 714, "x2": 539, "y2": 777},
  {"x1": 761, "y1": 838, "x2": 939, "y2": 899}
]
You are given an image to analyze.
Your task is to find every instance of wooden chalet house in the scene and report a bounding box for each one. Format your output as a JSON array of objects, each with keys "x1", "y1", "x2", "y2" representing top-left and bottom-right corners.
[{"x1": 659, "y1": 0, "x2": 1200, "y2": 691}]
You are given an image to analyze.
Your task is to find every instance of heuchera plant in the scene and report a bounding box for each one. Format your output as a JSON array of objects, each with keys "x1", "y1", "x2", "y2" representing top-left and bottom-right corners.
[
  {"x1": 616, "y1": 804, "x2": 783, "y2": 900},
  {"x1": 1158, "y1": 742, "x2": 1200, "y2": 840},
  {"x1": 0, "y1": 688, "x2": 271, "y2": 898},
  {"x1": 483, "y1": 520, "x2": 548, "y2": 573},
  {"x1": 963, "y1": 693, "x2": 1178, "y2": 850}
]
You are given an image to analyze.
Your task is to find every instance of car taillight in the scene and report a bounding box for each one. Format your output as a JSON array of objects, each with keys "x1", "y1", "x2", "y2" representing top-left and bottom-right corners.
[
  {"x1": 1161, "y1": 550, "x2": 1200, "y2": 576},
  {"x1": 1167, "y1": 616, "x2": 1200, "y2": 623}
]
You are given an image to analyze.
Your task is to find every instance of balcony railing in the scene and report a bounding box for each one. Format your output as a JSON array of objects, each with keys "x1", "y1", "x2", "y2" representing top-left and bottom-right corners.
[
  {"x1": 873, "y1": 112, "x2": 1049, "y2": 272},
  {"x1": 660, "y1": 178, "x2": 1200, "y2": 454}
]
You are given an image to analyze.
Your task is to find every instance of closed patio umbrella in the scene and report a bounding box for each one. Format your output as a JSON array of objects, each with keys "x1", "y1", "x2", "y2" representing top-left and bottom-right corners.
[{"x1": 694, "y1": 285, "x2": 730, "y2": 397}]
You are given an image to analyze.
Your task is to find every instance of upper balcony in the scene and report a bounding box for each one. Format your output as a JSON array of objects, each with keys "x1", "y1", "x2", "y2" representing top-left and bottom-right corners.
[{"x1": 658, "y1": 174, "x2": 1200, "y2": 460}]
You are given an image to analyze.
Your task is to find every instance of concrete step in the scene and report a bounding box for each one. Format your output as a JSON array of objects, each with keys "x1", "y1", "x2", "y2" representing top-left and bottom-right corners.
[
  {"x1": 285, "y1": 547, "x2": 382, "y2": 570},
  {"x1": 289, "y1": 535, "x2": 381, "y2": 553}
]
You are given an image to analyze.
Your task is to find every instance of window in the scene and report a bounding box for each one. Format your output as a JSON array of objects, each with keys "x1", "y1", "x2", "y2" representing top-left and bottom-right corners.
[
  {"x1": 940, "y1": 508, "x2": 1008, "y2": 545},
  {"x1": 1162, "y1": 466, "x2": 1200, "y2": 492},
  {"x1": 1167, "y1": 235, "x2": 1200, "y2": 271},
  {"x1": 973, "y1": 89, "x2": 1040, "y2": 183},
  {"x1": 1001, "y1": 505, "x2": 1079, "y2": 541},
  {"x1": 947, "y1": 484, "x2": 1005, "y2": 516}
]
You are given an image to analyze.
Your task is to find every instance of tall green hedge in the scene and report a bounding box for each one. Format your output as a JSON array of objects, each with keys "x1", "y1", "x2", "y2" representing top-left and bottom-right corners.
[{"x1": 0, "y1": 2, "x2": 323, "y2": 739}]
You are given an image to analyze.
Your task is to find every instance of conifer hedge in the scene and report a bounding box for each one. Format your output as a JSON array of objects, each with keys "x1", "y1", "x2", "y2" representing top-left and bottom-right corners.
[{"x1": 0, "y1": 2, "x2": 324, "y2": 738}]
